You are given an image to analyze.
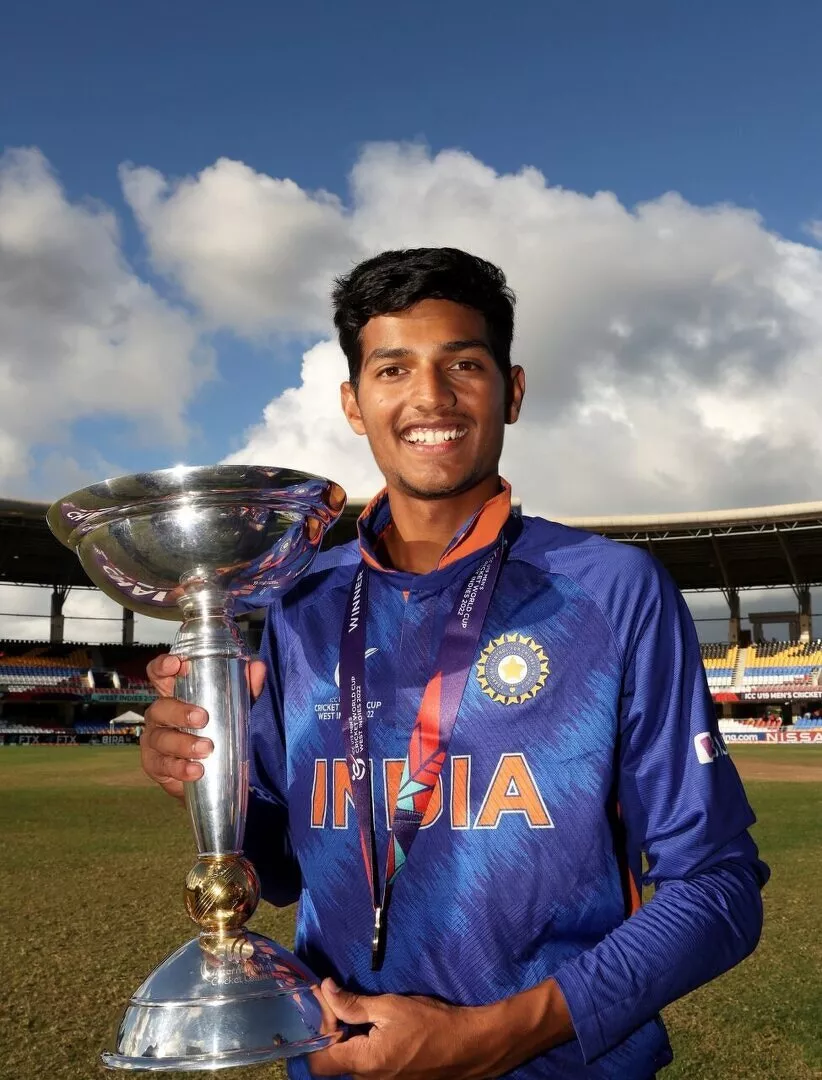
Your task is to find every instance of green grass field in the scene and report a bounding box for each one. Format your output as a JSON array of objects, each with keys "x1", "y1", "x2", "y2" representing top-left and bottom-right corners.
[{"x1": 1, "y1": 745, "x2": 820, "y2": 1080}]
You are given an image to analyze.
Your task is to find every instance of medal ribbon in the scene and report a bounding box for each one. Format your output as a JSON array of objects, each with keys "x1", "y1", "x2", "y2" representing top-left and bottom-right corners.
[{"x1": 339, "y1": 542, "x2": 504, "y2": 969}]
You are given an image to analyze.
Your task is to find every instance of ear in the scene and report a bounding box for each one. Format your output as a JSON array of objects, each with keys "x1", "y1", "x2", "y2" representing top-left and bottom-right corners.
[
  {"x1": 341, "y1": 382, "x2": 367, "y2": 436},
  {"x1": 505, "y1": 366, "x2": 525, "y2": 425}
]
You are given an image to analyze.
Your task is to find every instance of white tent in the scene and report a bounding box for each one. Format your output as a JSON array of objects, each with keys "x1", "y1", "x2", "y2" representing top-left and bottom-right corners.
[{"x1": 112, "y1": 709, "x2": 144, "y2": 725}]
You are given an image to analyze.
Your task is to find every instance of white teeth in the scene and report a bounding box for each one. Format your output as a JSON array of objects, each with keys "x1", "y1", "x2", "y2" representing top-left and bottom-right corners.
[{"x1": 402, "y1": 427, "x2": 466, "y2": 444}]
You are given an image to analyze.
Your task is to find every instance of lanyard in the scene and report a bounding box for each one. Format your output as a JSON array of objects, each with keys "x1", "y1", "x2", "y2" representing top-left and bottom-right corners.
[{"x1": 339, "y1": 542, "x2": 504, "y2": 970}]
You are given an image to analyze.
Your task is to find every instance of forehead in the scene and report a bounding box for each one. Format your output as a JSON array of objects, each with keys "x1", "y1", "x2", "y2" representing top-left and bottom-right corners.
[{"x1": 360, "y1": 299, "x2": 489, "y2": 355}]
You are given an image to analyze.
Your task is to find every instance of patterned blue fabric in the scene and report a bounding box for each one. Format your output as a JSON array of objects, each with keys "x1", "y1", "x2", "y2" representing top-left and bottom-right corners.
[{"x1": 243, "y1": 501, "x2": 768, "y2": 1079}]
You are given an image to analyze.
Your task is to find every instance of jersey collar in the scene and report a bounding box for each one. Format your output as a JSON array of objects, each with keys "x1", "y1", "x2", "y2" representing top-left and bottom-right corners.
[{"x1": 356, "y1": 480, "x2": 513, "y2": 581}]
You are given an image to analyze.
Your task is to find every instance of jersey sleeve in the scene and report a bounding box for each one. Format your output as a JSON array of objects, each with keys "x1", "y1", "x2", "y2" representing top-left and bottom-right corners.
[
  {"x1": 552, "y1": 554, "x2": 769, "y2": 1063},
  {"x1": 243, "y1": 601, "x2": 302, "y2": 907}
]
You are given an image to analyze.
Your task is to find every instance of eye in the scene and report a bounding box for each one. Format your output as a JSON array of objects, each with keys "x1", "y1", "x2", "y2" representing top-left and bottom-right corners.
[
  {"x1": 376, "y1": 364, "x2": 405, "y2": 378},
  {"x1": 451, "y1": 359, "x2": 482, "y2": 371}
]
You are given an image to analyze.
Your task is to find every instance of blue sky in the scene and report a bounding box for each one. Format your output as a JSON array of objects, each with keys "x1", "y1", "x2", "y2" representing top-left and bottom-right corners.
[{"x1": 5, "y1": 0, "x2": 822, "y2": 236}]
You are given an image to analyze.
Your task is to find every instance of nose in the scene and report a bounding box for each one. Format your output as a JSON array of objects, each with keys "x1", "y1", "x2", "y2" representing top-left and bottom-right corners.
[{"x1": 411, "y1": 364, "x2": 457, "y2": 411}]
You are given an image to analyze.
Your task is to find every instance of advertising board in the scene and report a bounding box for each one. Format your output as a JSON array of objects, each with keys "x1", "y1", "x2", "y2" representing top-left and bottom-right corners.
[{"x1": 723, "y1": 730, "x2": 822, "y2": 744}]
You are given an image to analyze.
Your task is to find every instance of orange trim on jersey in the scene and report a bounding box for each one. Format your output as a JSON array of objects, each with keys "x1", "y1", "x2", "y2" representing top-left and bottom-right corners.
[
  {"x1": 357, "y1": 480, "x2": 513, "y2": 573},
  {"x1": 614, "y1": 800, "x2": 642, "y2": 917},
  {"x1": 360, "y1": 547, "x2": 385, "y2": 572},
  {"x1": 627, "y1": 869, "x2": 642, "y2": 915},
  {"x1": 438, "y1": 481, "x2": 512, "y2": 569},
  {"x1": 360, "y1": 487, "x2": 389, "y2": 522},
  {"x1": 358, "y1": 488, "x2": 391, "y2": 571}
]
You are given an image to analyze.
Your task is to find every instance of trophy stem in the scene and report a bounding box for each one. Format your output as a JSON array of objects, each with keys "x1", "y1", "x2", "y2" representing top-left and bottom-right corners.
[
  {"x1": 172, "y1": 588, "x2": 263, "y2": 950},
  {"x1": 172, "y1": 594, "x2": 250, "y2": 859}
]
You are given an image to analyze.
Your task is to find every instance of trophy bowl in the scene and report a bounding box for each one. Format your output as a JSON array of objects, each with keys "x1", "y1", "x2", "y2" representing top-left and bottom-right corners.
[{"x1": 47, "y1": 465, "x2": 347, "y2": 1071}]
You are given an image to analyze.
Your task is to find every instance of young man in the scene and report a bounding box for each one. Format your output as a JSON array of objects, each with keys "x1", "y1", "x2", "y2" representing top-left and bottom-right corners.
[{"x1": 141, "y1": 247, "x2": 768, "y2": 1079}]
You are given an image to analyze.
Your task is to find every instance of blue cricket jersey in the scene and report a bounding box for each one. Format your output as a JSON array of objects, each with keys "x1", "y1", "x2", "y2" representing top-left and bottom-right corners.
[{"x1": 243, "y1": 484, "x2": 768, "y2": 1078}]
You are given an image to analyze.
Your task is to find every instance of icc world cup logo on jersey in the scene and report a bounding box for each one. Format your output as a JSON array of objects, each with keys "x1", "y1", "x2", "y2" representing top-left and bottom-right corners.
[{"x1": 476, "y1": 633, "x2": 550, "y2": 705}]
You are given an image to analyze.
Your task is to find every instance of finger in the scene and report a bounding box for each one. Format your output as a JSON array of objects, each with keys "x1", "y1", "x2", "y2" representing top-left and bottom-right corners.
[
  {"x1": 146, "y1": 653, "x2": 186, "y2": 697},
  {"x1": 145, "y1": 725, "x2": 212, "y2": 762},
  {"x1": 320, "y1": 979, "x2": 374, "y2": 1026},
  {"x1": 248, "y1": 660, "x2": 266, "y2": 702},
  {"x1": 142, "y1": 742, "x2": 205, "y2": 785},
  {"x1": 140, "y1": 703, "x2": 212, "y2": 790},
  {"x1": 310, "y1": 983, "x2": 346, "y2": 1039},
  {"x1": 145, "y1": 697, "x2": 208, "y2": 732}
]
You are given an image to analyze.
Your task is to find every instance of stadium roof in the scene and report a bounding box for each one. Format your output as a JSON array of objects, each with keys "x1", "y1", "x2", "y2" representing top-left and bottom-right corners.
[
  {"x1": 3, "y1": 495, "x2": 822, "y2": 594},
  {"x1": 560, "y1": 501, "x2": 822, "y2": 592},
  {"x1": 0, "y1": 498, "x2": 90, "y2": 588}
]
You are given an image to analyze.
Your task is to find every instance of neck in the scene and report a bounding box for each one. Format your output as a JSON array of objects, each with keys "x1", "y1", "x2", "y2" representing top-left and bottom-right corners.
[{"x1": 380, "y1": 474, "x2": 502, "y2": 574}]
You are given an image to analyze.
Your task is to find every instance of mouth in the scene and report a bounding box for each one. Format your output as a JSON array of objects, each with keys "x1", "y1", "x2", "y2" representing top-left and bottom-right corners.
[{"x1": 399, "y1": 425, "x2": 468, "y2": 446}]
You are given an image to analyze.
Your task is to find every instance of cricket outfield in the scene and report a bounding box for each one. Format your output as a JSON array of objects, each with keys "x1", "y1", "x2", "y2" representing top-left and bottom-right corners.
[{"x1": 1, "y1": 745, "x2": 819, "y2": 1080}]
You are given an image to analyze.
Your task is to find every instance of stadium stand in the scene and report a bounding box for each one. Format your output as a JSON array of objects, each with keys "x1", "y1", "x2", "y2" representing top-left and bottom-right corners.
[
  {"x1": 719, "y1": 717, "x2": 782, "y2": 734},
  {"x1": 700, "y1": 643, "x2": 738, "y2": 690},
  {"x1": 1, "y1": 637, "x2": 822, "y2": 706},
  {"x1": 74, "y1": 723, "x2": 142, "y2": 736},
  {"x1": 794, "y1": 716, "x2": 822, "y2": 729},
  {"x1": 743, "y1": 640, "x2": 822, "y2": 687},
  {"x1": 0, "y1": 644, "x2": 92, "y2": 697},
  {"x1": 0, "y1": 642, "x2": 161, "y2": 702},
  {"x1": 0, "y1": 640, "x2": 162, "y2": 742},
  {"x1": 698, "y1": 640, "x2": 822, "y2": 693},
  {"x1": 0, "y1": 643, "x2": 90, "y2": 673},
  {"x1": 4, "y1": 633, "x2": 822, "y2": 744},
  {"x1": 0, "y1": 722, "x2": 60, "y2": 734}
]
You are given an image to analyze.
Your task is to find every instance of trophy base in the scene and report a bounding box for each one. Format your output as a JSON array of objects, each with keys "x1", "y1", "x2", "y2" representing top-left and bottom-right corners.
[{"x1": 102, "y1": 931, "x2": 342, "y2": 1072}]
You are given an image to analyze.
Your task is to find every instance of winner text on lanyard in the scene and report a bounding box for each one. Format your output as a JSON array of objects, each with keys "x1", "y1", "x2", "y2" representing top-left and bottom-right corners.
[{"x1": 338, "y1": 541, "x2": 504, "y2": 970}]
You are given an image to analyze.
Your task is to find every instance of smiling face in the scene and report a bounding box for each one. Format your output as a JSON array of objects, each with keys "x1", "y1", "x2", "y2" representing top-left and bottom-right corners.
[{"x1": 340, "y1": 299, "x2": 525, "y2": 500}]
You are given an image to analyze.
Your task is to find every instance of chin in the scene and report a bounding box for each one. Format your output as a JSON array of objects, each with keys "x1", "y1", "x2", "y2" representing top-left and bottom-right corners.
[{"x1": 395, "y1": 470, "x2": 486, "y2": 501}]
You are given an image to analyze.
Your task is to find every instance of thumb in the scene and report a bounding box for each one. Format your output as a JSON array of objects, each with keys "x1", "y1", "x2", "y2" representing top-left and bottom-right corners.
[{"x1": 320, "y1": 978, "x2": 372, "y2": 1025}]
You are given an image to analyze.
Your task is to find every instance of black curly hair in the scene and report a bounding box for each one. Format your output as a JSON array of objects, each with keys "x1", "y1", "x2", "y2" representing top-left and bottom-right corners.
[{"x1": 332, "y1": 247, "x2": 516, "y2": 389}]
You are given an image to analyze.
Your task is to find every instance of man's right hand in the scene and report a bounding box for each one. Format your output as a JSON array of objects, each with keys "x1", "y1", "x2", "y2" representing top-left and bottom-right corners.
[{"x1": 141, "y1": 654, "x2": 267, "y2": 800}]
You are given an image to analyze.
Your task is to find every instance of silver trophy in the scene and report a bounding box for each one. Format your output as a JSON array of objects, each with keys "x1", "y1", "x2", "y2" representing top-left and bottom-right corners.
[{"x1": 47, "y1": 465, "x2": 347, "y2": 1071}]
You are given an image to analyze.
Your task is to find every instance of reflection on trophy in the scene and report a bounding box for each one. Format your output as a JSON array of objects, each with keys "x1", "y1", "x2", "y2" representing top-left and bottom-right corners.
[{"x1": 47, "y1": 465, "x2": 346, "y2": 1071}]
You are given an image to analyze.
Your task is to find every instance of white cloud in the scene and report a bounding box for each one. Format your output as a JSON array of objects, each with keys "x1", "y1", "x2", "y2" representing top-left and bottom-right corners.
[
  {"x1": 806, "y1": 218, "x2": 822, "y2": 244},
  {"x1": 0, "y1": 585, "x2": 53, "y2": 641},
  {"x1": 0, "y1": 585, "x2": 114, "y2": 644},
  {"x1": 125, "y1": 142, "x2": 822, "y2": 516},
  {"x1": 222, "y1": 339, "x2": 381, "y2": 493},
  {"x1": 120, "y1": 158, "x2": 356, "y2": 337},
  {"x1": 0, "y1": 148, "x2": 213, "y2": 494},
  {"x1": 60, "y1": 589, "x2": 172, "y2": 646},
  {"x1": 0, "y1": 583, "x2": 173, "y2": 645},
  {"x1": 61, "y1": 588, "x2": 128, "y2": 643}
]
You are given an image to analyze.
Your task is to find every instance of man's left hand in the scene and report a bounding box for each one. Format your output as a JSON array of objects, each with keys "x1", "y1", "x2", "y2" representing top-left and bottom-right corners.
[{"x1": 308, "y1": 979, "x2": 507, "y2": 1080}]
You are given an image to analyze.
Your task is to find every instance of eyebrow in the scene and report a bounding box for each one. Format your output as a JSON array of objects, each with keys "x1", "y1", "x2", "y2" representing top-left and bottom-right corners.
[
  {"x1": 364, "y1": 339, "x2": 493, "y2": 365},
  {"x1": 441, "y1": 339, "x2": 493, "y2": 354},
  {"x1": 365, "y1": 346, "x2": 413, "y2": 364}
]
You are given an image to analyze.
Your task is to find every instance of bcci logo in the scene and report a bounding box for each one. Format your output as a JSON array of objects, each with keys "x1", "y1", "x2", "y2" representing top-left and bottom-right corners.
[{"x1": 476, "y1": 633, "x2": 550, "y2": 706}]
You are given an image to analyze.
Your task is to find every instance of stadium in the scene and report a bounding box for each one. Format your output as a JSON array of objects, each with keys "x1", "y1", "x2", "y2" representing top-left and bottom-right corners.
[
  {"x1": 3, "y1": 494, "x2": 822, "y2": 744},
  {"x1": 2, "y1": 494, "x2": 821, "y2": 1080}
]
